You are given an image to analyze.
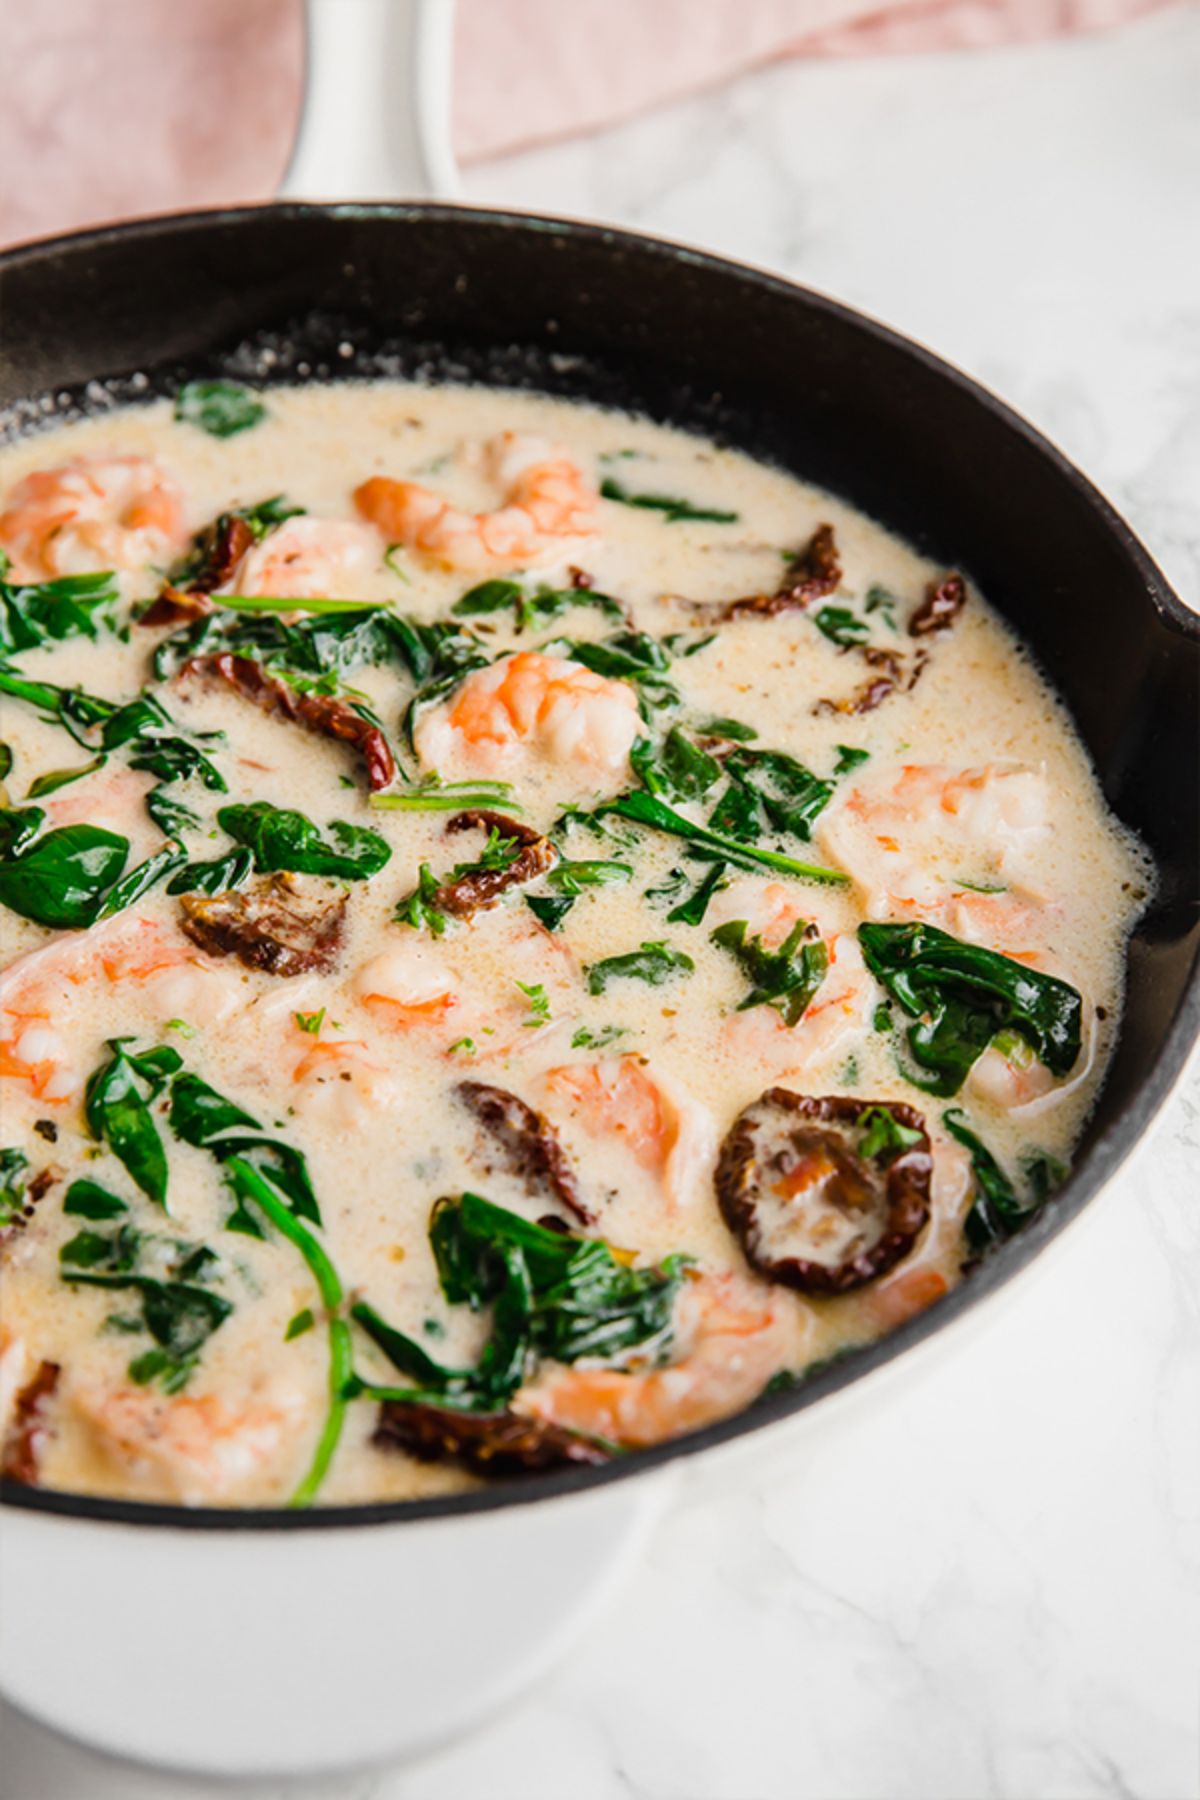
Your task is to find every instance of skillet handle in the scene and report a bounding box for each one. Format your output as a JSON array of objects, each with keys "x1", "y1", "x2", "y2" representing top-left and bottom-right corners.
[{"x1": 279, "y1": 0, "x2": 461, "y2": 201}]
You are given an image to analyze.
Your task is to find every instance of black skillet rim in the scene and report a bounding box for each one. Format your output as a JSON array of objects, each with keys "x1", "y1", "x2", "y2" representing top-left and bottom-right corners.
[{"x1": 0, "y1": 201, "x2": 1197, "y2": 1533}]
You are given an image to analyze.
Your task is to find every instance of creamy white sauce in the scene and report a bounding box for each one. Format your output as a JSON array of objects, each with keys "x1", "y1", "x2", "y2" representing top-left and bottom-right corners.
[{"x1": 0, "y1": 383, "x2": 1149, "y2": 1506}]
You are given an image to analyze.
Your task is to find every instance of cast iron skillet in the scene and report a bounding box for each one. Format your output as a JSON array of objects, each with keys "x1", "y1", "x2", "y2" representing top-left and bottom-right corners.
[{"x1": 1, "y1": 204, "x2": 1197, "y2": 1530}]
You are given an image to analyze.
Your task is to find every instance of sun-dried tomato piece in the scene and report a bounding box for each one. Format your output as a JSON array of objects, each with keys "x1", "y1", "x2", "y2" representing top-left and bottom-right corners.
[
  {"x1": 910, "y1": 571, "x2": 966, "y2": 637},
  {"x1": 433, "y1": 810, "x2": 556, "y2": 919},
  {"x1": 687, "y1": 523, "x2": 842, "y2": 621},
  {"x1": 1, "y1": 1359, "x2": 61, "y2": 1484},
  {"x1": 180, "y1": 651, "x2": 396, "y2": 790},
  {"x1": 716, "y1": 1090, "x2": 932, "y2": 1294},
  {"x1": 457, "y1": 1078, "x2": 593, "y2": 1225},
  {"x1": 140, "y1": 585, "x2": 217, "y2": 628},
  {"x1": 140, "y1": 513, "x2": 256, "y2": 626},
  {"x1": 813, "y1": 645, "x2": 903, "y2": 717},
  {"x1": 180, "y1": 873, "x2": 347, "y2": 977},
  {"x1": 373, "y1": 1399, "x2": 611, "y2": 1475}
]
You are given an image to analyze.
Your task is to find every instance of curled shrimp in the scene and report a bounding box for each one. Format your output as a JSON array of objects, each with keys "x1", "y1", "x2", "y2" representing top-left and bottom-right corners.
[
  {"x1": 967, "y1": 999, "x2": 1097, "y2": 1115},
  {"x1": 44, "y1": 765, "x2": 154, "y2": 840},
  {"x1": 818, "y1": 761, "x2": 1052, "y2": 926},
  {"x1": 290, "y1": 1035, "x2": 405, "y2": 1127},
  {"x1": 706, "y1": 878, "x2": 805, "y2": 950},
  {"x1": 861, "y1": 1129, "x2": 972, "y2": 1329},
  {"x1": 416, "y1": 650, "x2": 640, "y2": 784},
  {"x1": 350, "y1": 931, "x2": 573, "y2": 1063},
  {"x1": 0, "y1": 919, "x2": 242, "y2": 1104},
  {"x1": 71, "y1": 1381, "x2": 303, "y2": 1504},
  {"x1": 0, "y1": 454, "x2": 186, "y2": 580},
  {"x1": 707, "y1": 880, "x2": 871, "y2": 1072},
  {"x1": 544, "y1": 1055, "x2": 716, "y2": 1209},
  {"x1": 866, "y1": 1265, "x2": 949, "y2": 1330},
  {"x1": 231, "y1": 516, "x2": 384, "y2": 601},
  {"x1": 725, "y1": 933, "x2": 873, "y2": 1081},
  {"x1": 352, "y1": 942, "x2": 461, "y2": 1032},
  {"x1": 518, "y1": 1272, "x2": 788, "y2": 1449},
  {"x1": 354, "y1": 432, "x2": 599, "y2": 573}
]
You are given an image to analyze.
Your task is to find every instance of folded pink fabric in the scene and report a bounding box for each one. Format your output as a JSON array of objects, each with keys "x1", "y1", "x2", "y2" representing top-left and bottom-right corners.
[
  {"x1": 0, "y1": 0, "x2": 1175, "y2": 250},
  {"x1": 452, "y1": 0, "x2": 1173, "y2": 161}
]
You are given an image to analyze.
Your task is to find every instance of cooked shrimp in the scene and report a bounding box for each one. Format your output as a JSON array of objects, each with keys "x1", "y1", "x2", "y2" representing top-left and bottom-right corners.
[
  {"x1": 706, "y1": 881, "x2": 871, "y2": 1072},
  {"x1": 544, "y1": 1055, "x2": 716, "y2": 1209},
  {"x1": 231, "y1": 516, "x2": 384, "y2": 601},
  {"x1": 72, "y1": 1382, "x2": 302, "y2": 1504},
  {"x1": 44, "y1": 766, "x2": 157, "y2": 851},
  {"x1": 861, "y1": 1131, "x2": 970, "y2": 1329},
  {"x1": 818, "y1": 761, "x2": 1052, "y2": 927},
  {"x1": 967, "y1": 1041, "x2": 1059, "y2": 1110},
  {"x1": 354, "y1": 432, "x2": 599, "y2": 573},
  {"x1": 290, "y1": 1036, "x2": 404, "y2": 1127},
  {"x1": 416, "y1": 651, "x2": 640, "y2": 784},
  {"x1": 0, "y1": 919, "x2": 242, "y2": 1104},
  {"x1": 866, "y1": 1265, "x2": 949, "y2": 1331},
  {"x1": 518, "y1": 1272, "x2": 789, "y2": 1448},
  {"x1": 352, "y1": 942, "x2": 461, "y2": 1031},
  {"x1": 967, "y1": 1001, "x2": 1096, "y2": 1115},
  {"x1": 0, "y1": 1016, "x2": 78, "y2": 1103},
  {"x1": 0, "y1": 454, "x2": 185, "y2": 580},
  {"x1": 706, "y1": 877, "x2": 807, "y2": 949},
  {"x1": 724, "y1": 931, "x2": 873, "y2": 1079}
]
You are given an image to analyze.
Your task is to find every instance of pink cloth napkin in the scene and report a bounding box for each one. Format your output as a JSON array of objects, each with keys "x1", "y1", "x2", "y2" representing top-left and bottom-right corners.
[
  {"x1": 0, "y1": 0, "x2": 1174, "y2": 250},
  {"x1": 453, "y1": 0, "x2": 1172, "y2": 160}
]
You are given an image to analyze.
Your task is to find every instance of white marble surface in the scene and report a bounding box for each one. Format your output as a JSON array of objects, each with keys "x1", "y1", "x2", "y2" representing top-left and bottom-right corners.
[{"x1": 3, "y1": 8, "x2": 1198, "y2": 1797}]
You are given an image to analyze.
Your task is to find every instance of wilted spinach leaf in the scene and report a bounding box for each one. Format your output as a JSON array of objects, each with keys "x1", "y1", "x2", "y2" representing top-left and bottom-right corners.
[
  {"x1": 597, "y1": 789, "x2": 848, "y2": 886},
  {"x1": 59, "y1": 1222, "x2": 143, "y2": 1271},
  {"x1": 859, "y1": 921, "x2": 1083, "y2": 1096},
  {"x1": 175, "y1": 379, "x2": 266, "y2": 439},
  {"x1": 711, "y1": 918, "x2": 829, "y2": 1026},
  {"x1": 63, "y1": 1178, "x2": 129, "y2": 1220},
  {"x1": 95, "y1": 841, "x2": 188, "y2": 919},
  {"x1": 166, "y1": 846, "x2": 255, "y2": 897},
  {"x1": 25, "y1": 755, "x2": 107, "y2": 799},
  {"x1": 599, "y1": 476, "x2": 738, "y2": 524},
  {"x1": 542, "y1": 629, "x2": 678, "y2": 709},
  {"x1": 85, "y1": 1039, "x2": 182, "y2": 1208},
  {"x1": 0, "y1": 810, "x2": 130, "y2": 928},
  {"x1": 696, "y1": 716, "x2": 757, "y2": 742},
  {"x1": 944, "y1": 1108, "x2": 1070, "y2": 1251},
  {"x1": 813, "y1": 605, "x2": 869, "y2": 647},
  {"x1": 453, "y1": 578, "x2": 623, "y2": 631},
  {"x1": 168, "y1": 1070, "x2": 322, "y2": 1227},
  {"x1": 631, "y1": 728, "x2": 720, "y2": 802},
  {"x1": 0, "y1": 1147, "x2": 29, "y2": 1228},
  {"x1": 713, "y1": 747, "x2": 834, "y2": 843},
  {"x1": 666, "y1": 858, "x2": 728, "y2": 927},
  {"x1": 0, "y1": 569, "x2": 118, "y2": 656},
  {"x1": 526, "y1": 856, "x2": 633, "y2": 930},
  {"x1": 353, "y1": 1193, "x2": 688, "y2": 1411},
  {"x1": 217, "y1": 802, "x2": 391, "y2": 881},
  {"x1": 100, "y1": 691, "x2": 225, "y2": 792},
  {"x1": 833, "y1": 744, "x2": 870, "y2": 774},
  {"x1": 585, "y1": 939, "x2": 695, "y2": 995}
]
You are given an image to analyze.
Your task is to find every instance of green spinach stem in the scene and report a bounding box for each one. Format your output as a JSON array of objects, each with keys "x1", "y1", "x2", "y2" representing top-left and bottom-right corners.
[{"x1": 226, "y1": 1155, "x2": 350, "y2": 1508}]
